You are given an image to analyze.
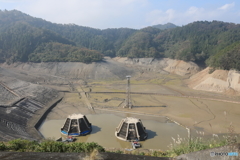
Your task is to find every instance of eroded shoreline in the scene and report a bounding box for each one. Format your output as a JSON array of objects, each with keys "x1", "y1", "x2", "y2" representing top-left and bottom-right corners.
[{"x1": 1, "y1": 60, "x2": 240, "y2": 145}]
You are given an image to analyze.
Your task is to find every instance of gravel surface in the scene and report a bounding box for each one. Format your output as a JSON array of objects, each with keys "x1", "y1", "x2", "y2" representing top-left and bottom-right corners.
[
  {"x1": 0, "y1": 98, "x2": 45, "y2": 141},
  {"x1": 0, "y1": 70, "x2": 60, "y2": 141},
  {"x1": 0, "y1": 84, "x2": 19, "y2": 106}
]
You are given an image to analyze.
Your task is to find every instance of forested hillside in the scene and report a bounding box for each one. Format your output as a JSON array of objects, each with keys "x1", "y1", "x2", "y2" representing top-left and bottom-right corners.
[
  {"x1": 0, "y1": 10, "x2": 136, "y2": 58},
  {"x1": 116, "y1": 27, "x2": 163, "y2": 58},
  {"x1": 1, "y1": 9, "x2": 240, "y2": 70},
  {"x1": 152, "y1": 23, "x2": 178, "y2": 30},
  {"x1": 158, "y1": 21, "x2": 240, "y2": 66},
  {"x1": 0, "y1": 10, "x2": 103, "y2": 63}
]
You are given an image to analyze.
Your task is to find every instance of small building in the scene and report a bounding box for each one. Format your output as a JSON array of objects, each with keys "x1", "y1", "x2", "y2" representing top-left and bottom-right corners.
[
  {"x1": 61, "y1": 114, "x2": 92, "y2": 136},
  {"x1": 115, "y1": 117, "x2": 148, "y2": 141}
]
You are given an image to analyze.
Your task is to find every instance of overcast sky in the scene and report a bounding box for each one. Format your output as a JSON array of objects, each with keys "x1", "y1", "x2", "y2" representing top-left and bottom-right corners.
[{"x1": 0, "y1": 0, "x2": 239, "y2": 29}]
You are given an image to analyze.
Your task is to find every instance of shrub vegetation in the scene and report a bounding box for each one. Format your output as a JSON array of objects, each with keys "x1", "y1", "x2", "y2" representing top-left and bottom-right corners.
[
  {"x1": 2, "y1": 10, "x2": 240, "y2": 70},
  {"x1": 0, "y1": 139, "x2": 105, "y2": 153}
]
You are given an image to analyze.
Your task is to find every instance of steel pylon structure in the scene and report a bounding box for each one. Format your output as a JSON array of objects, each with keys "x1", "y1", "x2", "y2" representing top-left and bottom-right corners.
[{"x1": 123, "y1": 75, "x2": 132, "y2": 109}]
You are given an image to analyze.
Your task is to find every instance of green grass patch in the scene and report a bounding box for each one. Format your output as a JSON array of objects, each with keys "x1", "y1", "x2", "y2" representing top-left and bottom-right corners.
[
  {"x1": 108, "y1": 132, "x2": 237, "y2": 158},
  {"x1": 0, "y1": 139, "x2": 105, "y2": 153},
  {"x1": 162, "y1": 131, "x2": 237, "y2": 157}
]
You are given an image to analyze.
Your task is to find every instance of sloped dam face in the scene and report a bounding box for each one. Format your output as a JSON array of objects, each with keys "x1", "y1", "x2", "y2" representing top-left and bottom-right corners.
[{"x1": 39, "y1": 113, "x2": 188, "y2": 150}]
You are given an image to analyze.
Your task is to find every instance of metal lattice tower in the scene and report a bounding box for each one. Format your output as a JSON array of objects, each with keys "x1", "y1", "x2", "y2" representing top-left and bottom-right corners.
[{"x1": 123, "y1": 75, "x2": 132, "y2": 109}]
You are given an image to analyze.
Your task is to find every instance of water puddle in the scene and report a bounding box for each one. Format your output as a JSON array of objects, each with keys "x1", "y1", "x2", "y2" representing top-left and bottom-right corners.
[{"x1": 39, "y1": 113, "x2": 188, "y2": 150}]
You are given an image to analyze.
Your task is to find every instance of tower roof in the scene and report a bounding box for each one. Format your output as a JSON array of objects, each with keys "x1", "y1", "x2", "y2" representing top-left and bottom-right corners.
[
  {"x1": 68, "y1": 113, "x2": 84, "y2": 119},
  {"x1": 124, "y1": 117, "x2": 139, "y2": 123}
]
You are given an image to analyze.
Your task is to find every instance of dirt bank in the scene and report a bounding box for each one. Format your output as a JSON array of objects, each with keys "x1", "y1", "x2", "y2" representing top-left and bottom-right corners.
[
  {"x1": 187, "y1": 67, "x2": 240, "y2": 94},
  {"x1": 113, "y1": 57, "x2": 200, "y2": 76},
  {"x1": 0, "y1": 57, "x2": 200, "y2": 82},
  {"x1": 0, "y1": 58, "x2": 136, "y2": 81}
]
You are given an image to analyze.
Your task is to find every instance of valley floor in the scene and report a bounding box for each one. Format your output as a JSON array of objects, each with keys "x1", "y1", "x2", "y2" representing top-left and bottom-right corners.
[
  {"x1": 44, "y1": 72, "x2": 240, "y2": 137},
  {"x1": 1, "y1": 61, "x2": 240, "y2": 149}
]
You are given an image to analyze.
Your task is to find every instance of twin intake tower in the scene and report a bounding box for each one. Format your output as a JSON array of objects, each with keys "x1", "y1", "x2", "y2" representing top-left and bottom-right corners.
[
  {"x1": 61, "y1": 76, "x2": 148, "y2": 141},
  {"x1": 61, "y1": 114, "x2": 148, "y2": 141}
]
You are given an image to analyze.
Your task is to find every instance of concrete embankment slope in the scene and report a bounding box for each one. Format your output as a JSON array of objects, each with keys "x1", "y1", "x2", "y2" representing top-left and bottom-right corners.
[
  {"x1": 187, "y1": 67, "x2": 240, "y2": 94},
  {"x1": 0, "y1": 75, "x2": 62, "y2": 141}
]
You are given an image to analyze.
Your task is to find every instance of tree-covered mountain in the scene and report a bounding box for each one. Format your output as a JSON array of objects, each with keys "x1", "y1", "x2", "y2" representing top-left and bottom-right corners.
[
  {"x1": 29, "y1": 42, "x2": 103, "y2": 63},
  {"x1": 156, "y1": 21, "x2": 240, "y2": 69},
  {"x1": 116, "y1": 27, "x2": 163, "y2": 58},
  {"x1": 152, "y1": 23, "x2": 178, "y2": 30},
  {"x1": 0, "y1": 10, "x2": 103, "y2": 63},
  {"x1": 0, "y1": 21, "x2": 75, "y2": 63},
  {"x1": 0, "y1": 10, "x2": 136, "y2": 58},
  {"x1": 1, "y1": 9, "x2": 240, "y2": 70}
]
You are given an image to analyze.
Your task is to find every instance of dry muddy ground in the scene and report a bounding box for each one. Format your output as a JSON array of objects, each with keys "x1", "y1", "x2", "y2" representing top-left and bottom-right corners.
[
  {"x1": 44, "y1": 72, "x2": 240, "y2": 135},
  {"x1": 1, "y1": 60, "x2": 240, "y2": 149},
  {"x1": 36, "y1": 71, "x2": 240, "y2": 151}
]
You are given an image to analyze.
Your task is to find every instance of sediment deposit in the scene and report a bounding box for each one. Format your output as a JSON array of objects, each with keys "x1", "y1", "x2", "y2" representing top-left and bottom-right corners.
[
  {"x1": 188, "y1": 67, "x2": 240, "y2": 94},
  {"x1": 0, "y1": 57, "x2": 240, "y2": 144},
  {"x1": 113, "y1": 57, "x2": 200, "y2": 76}
]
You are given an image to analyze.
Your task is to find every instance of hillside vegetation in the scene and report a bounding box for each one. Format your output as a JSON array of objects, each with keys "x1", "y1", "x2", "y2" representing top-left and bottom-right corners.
[
  {"x1": 0, "y1": 139, "x2": 105, "y2": 153},
  {"x1": 0, "y1": 10, "x2": 103, "y2": 63},
  {"x1": 152, "y1": 22, "x2": 178, "y2": 30},
  {"x1": 1, "y1": 10, "x2": 240, "y2": 70}
]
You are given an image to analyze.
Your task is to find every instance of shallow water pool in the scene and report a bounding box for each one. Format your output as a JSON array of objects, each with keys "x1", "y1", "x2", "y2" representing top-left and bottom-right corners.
[{"x1": 39, "y1": 113, "x2": 188, "y2": 150}]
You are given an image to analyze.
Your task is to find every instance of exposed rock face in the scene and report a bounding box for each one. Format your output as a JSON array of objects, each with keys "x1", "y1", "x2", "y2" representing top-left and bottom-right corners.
[
  {"x1": 4, "y1": 57, "x2": 240, "y2": 94},
  {"x1": 1, "y1": 58, "x2": 135, "y2": 81},
  {"x1": 163, "y1": 59, "x2": 199, "y2": 76},
  {"x1": 187, "y1": 67, "x2": 240, "y2": 93},
  {"x1": 0, "y1": 57, "x2": 200, "y2": 81},
  {"x1": 228, "y1": 70, "x2": 240, "y2": 92},
  {"x1": 113, "y1": 57, "x2": 200, "y2": 76}
]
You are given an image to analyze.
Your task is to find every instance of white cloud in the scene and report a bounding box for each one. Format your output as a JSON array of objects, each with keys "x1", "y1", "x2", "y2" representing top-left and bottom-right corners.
[
  {"x1": 186, "y1": 6, "x2": 204, "y2": 15},
  {"x1": 218, "y1": 2, "x2": 235, "y2": 10},
  {"x1": 19, "y1": 0, "x2": 148, "y2": 29},
  {"x1": 146, "y1": 3, "x2": 239, "y2": 26},
  {"x1": 146, "y1": 9, "x2": 177, "y2": 25},
  {"x1": 1, "y1": 0, "x2": 240, "y2": 28},
  {"x1": 184, "y1": 6, "x2": 206, "y2": 22}
]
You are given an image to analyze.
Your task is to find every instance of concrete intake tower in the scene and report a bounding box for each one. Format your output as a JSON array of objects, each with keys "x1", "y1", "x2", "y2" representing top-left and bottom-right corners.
[
  {"x1": 115, "y1": 117, "x2": 148, "y2": 141},
  {"x1": 61, "y1": 114, "x2": 92, "y2": 136}
]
